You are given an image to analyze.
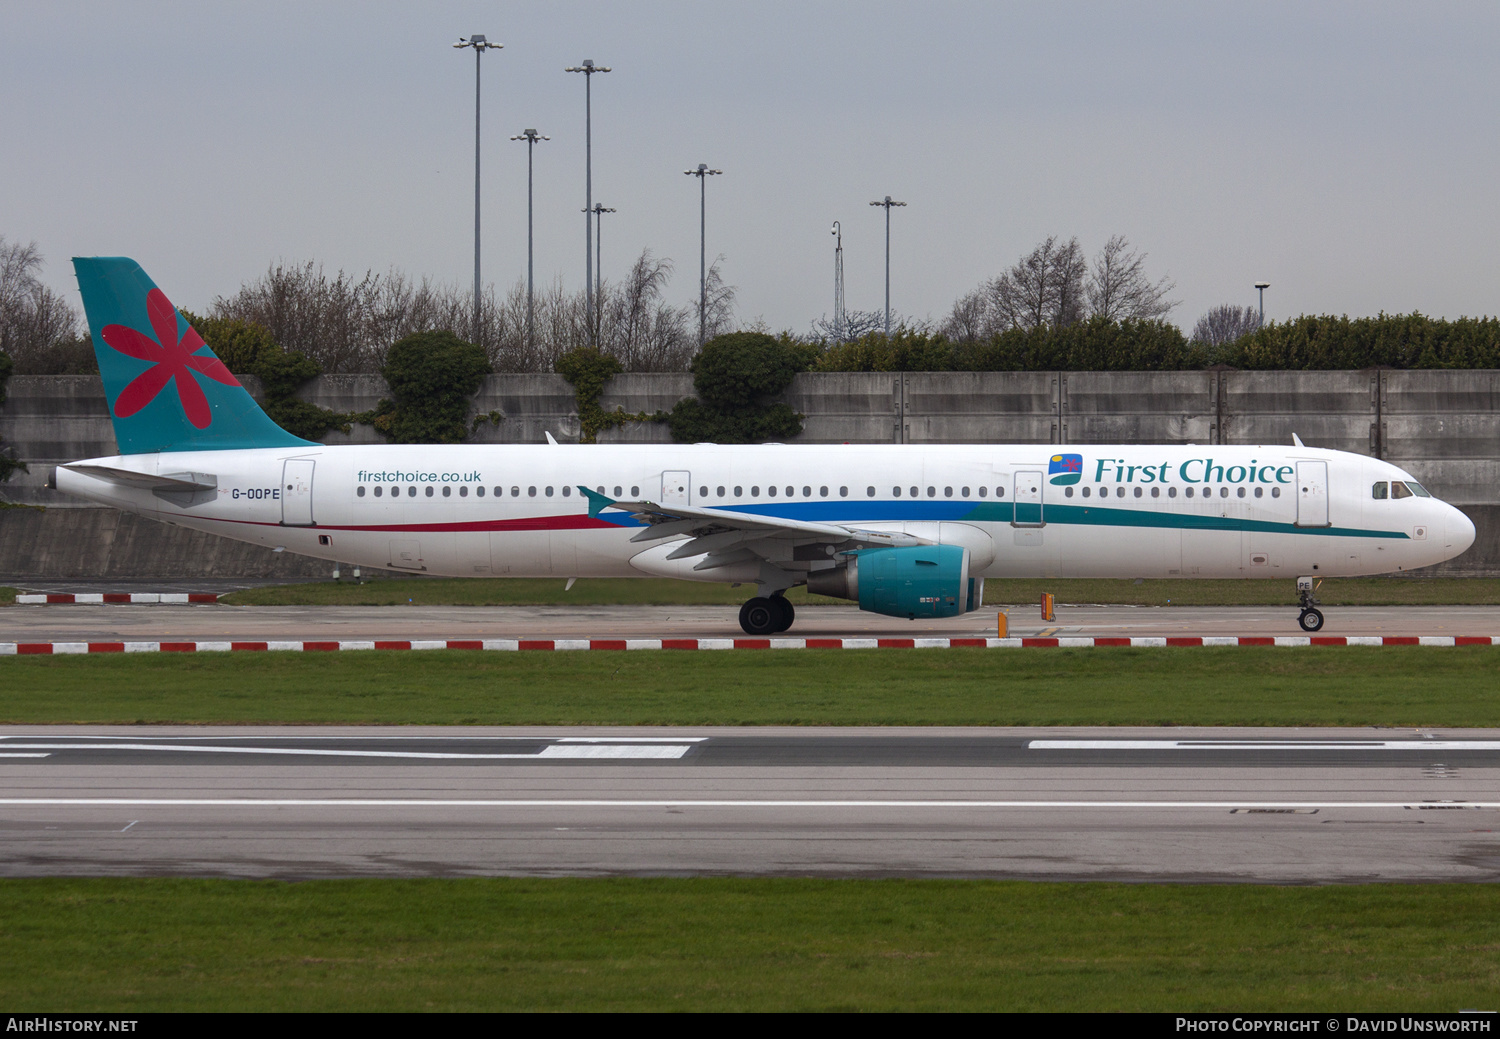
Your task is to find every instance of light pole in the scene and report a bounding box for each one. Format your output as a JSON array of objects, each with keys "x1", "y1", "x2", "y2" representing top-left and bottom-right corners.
[
  {"x1": 565, "y1": 59, "x2": 611, "y2": 335},
  {"x1": 510, "y1": 129, "x2": 549, "y2": 350},
  {"x1": 831, "y1": 221, "x2": 846, "y2": 343},
  {"x1": 1255, "y1": 282, "x2": 1269, "y2": 327},
  {"x1": 453, "y1": 34, "x2": 502, "y2": 348},
  {"x1": 868, "y1": 195, "x2": 906, "y2": 337},
  {"x1": 684, "y1": 163, "x2": 722, "y2": 347},
  {"x1": 586, "y1": 203, "x2": 615, "y2": 306}
]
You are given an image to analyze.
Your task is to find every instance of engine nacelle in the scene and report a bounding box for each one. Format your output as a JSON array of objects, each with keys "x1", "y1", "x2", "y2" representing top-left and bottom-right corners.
[{"x1": 807, "y1": 544, "x2": 983, "y2": 619}]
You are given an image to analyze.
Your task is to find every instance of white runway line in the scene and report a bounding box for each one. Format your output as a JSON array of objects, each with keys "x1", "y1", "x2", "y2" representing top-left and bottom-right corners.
[
  {"x1": 0, "y1": 798, "x2": 1494, "y2": 809},
  {"x1": 0, "y1": 753, "x2": 50, "y2": 758},
  {"x1": 1028, "y1": 739, "x2": 1500, "y2": 751},
  {"x1": 0, "y1": 742, "x2": 695, "y2": 761}
]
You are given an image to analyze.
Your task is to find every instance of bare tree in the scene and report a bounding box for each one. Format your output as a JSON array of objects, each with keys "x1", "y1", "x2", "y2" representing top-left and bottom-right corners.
[
  {"x1": 598, "y1": 251, "x2": 695, "y2": 372},
  {"x1": 0, "y1": 237, "x2": 80, "y2": 370},
  {"x1": 701, "y1": 257, "x2": 737, "y2": 342},
  {"x1": 811, "y1": 309, "x2": 888, "y2": 342},
  {"x1": 1191, "y1": 304, "x2": 1262, "y2": 348},
  {"x1": 1087, "y1": 235, "x2": 1177, "y2": 322}
]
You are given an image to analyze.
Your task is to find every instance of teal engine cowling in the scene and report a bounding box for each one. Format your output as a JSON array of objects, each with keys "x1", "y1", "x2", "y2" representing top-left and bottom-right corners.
[{"x1": 806, "y1": 545, "x2": 983, "y2": 619}]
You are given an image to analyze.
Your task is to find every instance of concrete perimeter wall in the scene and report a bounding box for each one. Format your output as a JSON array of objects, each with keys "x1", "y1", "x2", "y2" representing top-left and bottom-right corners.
[{"x1": 2, "y1": 370, "x2": 1496, "y2": 578}]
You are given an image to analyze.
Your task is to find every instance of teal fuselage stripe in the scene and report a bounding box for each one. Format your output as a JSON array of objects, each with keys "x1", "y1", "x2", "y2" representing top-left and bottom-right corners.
[
  {"x1": 959, "y1": 501, "x2": 1408, "y2": 539},
  {"x1": 618, "y1": 499, "x2": 1409, "y2": 540}
]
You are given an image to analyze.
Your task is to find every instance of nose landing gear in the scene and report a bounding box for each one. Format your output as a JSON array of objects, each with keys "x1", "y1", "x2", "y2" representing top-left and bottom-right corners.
[
  {"x1": 1296, "y1": 576, "x2": 1324, "y2": 632},
  {"x1": 739, "y1": 594, "x2": 795, "y2": 635}
]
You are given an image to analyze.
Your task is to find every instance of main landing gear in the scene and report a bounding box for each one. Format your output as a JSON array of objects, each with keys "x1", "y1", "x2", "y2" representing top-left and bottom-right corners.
[
  {"x1": 1296, "y1": 576, "x2": 1324, "y2": 633},
  {"x1": 739, "y1": 594, "x2": 795, "y2": 635}
]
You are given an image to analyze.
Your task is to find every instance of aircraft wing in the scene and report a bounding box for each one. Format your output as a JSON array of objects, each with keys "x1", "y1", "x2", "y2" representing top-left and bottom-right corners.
[{"x1": 578, "y1": 485, "x2": 927, "y2": 573}]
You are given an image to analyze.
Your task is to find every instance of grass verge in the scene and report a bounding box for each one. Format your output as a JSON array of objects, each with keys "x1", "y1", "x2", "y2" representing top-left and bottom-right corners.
[
  {"x1": 2, "y1": 647, "x2": 1498, "y2": 726},
  {"x1": 3, "y1": 878, "x2": 1498, "y2": 1011},
  {"x1": 218, "y1": 576, "x2": 1500, "y2": 608}
]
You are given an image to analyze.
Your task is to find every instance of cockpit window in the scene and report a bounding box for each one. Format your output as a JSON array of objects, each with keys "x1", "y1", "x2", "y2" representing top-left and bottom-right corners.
[
  {"x1": 1372, "y1": 482, "x2": 1388, "y2": 500},
  {"x1": 1407, "y1": 481, "x2": 1431, "y2": 497},
  {"x1": 1391, "y1": 481, "x2": 1413, "y2": 499}
]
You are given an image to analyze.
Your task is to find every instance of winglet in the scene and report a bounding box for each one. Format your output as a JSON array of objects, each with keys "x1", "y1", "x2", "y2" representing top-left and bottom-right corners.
[
  {"x1": 1292, "y1": 433, "x2": 1305, "y2": 448},
  {"x1": 578, "y1": 485, "x2": 615, "y2": 519}
]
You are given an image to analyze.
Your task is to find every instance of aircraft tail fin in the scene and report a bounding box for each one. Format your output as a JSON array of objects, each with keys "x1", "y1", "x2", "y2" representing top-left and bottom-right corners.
[{"x1": 72, "y1": 257, "x2": 316, "y2": 454}]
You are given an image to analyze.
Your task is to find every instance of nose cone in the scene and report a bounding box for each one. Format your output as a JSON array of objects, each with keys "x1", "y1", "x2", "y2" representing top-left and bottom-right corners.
[{"x1": 1446, "y1": 506, "x2": 1476, "y2": 558}]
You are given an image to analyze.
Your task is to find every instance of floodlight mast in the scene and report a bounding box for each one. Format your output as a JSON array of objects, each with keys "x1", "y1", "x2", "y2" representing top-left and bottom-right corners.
[
  {"x1": 510, "y1": 129, "x2": 550, "y2": 350},
  {"x1": 585, "y1": 203, "x2": 616, "y2": 306},
  {"x1": 1255, "y1": 282, "x2": 1270, "y2": 326},
  {"x1": 832, "y1": 221, "x2": 845, "y2": 343},
  {"x1": 565, "y1": 59, "x2": 612, "y2": 338},
  {"x1": 684, "y1": 164, "x2": 723, "y2": 347},
  {"x1": 454, "y1": 35, "x2": 502, "y2": 348},
  {"x1": 869, "y1": 195, "x2": 906, "y2": 337}
]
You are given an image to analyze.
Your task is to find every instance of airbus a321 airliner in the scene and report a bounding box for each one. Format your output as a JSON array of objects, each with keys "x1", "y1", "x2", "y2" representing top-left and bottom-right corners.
[{"x1": 52, "y1": 257, "x2": 1476, "y2": 634}]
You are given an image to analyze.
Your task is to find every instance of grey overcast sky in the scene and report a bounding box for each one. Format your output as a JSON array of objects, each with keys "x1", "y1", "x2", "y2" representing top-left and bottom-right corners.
[{"x1": 4, "y1": 1, "x2": 1497, "y2": 335}]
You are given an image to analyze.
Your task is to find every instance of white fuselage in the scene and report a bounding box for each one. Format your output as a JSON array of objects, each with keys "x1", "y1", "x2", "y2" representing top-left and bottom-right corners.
[{"x1": 56, "y1": 442, "x2": 1475, "y2": 582}]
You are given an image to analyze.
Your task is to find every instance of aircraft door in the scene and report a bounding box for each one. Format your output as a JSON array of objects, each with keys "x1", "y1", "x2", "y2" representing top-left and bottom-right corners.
[
  {"x1": 1012, "y1": 470, "x2": 1043, "y2": 526},
  {"x1": 281, "y1": 459, "x2": 315, "y2": 526},
  {"x1": 1295, "y1": 461, "x2": 1330, "y2": 527},
  {"x1": 662, "y1": 471, "x2": 690, "y2": 507}
]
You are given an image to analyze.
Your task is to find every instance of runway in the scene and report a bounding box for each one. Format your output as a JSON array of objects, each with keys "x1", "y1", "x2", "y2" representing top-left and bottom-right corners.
[
  {"x1": 3, "y1": 603, "x2": 1498, "y2": 641},
  {"x1": 4, "y1": 725, "x2": 1500, "y2": 882}
]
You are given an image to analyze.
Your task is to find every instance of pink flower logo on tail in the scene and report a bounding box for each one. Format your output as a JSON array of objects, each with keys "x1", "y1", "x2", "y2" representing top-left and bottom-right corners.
[{"x1": 101, "y1": 288, "x2": 240, "y2": 429}]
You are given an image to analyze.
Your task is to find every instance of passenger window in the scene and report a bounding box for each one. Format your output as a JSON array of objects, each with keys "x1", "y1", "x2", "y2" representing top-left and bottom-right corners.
[
  {"x1": 1117, "y1": 487, "x2": 1126, "y2": 498},
  {"x1": 1185, "y1": 487, "x2": 1194, "y2": 498},
  {"x1": 944, "y1": 487, "x2": 953, "y2": 498},
  {"x1": 442, "y1": 486, "x2": 451, "y2": 497},
  {"x1": 926, "y1": 486, "x2": 935, "y2": 497},
  {"x1": 1254, "y1": 487, "x2": 1262, "y2": 498},
  {"x1": 961, "y1": 486, "x2": 970, "y2": 497},
  {"x1": 357, "y1": 485, "x2": 366, "y2": 497},
  {"x1": 614, "y1": 486, "x2": 623, "y2": 497},
  {"x1": 477, "y1": 487, "x2": 485, "y2": 497},
  {"x1": 699, "y1": 486, "x2": 707, "y2": 498},
  {"x1": 461, "y1": 486, "x2": 469, "y2": 498},
  {"x1": 1082, "y1": 486, "x2": 1091, "y2": 498},
  {"x1": 1372, "y1": 482, "x2": 1388, "y2": 500},
  {"x1": 1236, "y1": 486, "x2": 1244, "y2": 498},
  {"x1": 561, "y1": 486, "x2": 570, "y2": 497},
  {"x1": 804, "y1": 486, "x2": 812, "y2": 497},
  {"x1": 820, "y1": 486, "x2": 829, "y2": 497},
  {"x1": 786, "y1": 486, "x2": 794, "y2": 497},
  {"x1": 978, "y1": 487, "x2": 987, "y2": 498},
  {"x1": 425, "y1": 486, "x2": 434, "y2": 497},
  {"x1": 734, "y1": 486, "x2": 742, "y2": 496},
  {"x1": 1168, "y1": 486, "x2": 1177, "y2": 498},
  {"x1": 751, "y1": 486, "x2": 760, "y2": 497},
  {"x1": 717, "y1": 486, "x2": 725, "y2": 497},
  {"x1": 511, "y1": 487, "x2": 519, "y2": 497},
  {"x1": 1134, "y1": 487, "x2": 1142, "y2": 498},
  {"x1": 768, "y1": 485, "x2": 777, "y2": 497},
  {"x1": 1271, "y1": 487, "x2": 1281, "y2": 498},
  {"x1": 1065, "y1": 487, "x2": 1074, "y2": 498},
  {"x1": 1151, "y1": 487, "x2": 1159, "y2": 498},
  {"x1": 545, "y1": 486, "x2": 553, "y2": 497},
  {"x1": 1391, "y1": 481, "x2": 1413, "y2": 499},
  {"x1": 1219, "y1": 487, "x2": 1228, "y2": 498},
  {"x1": 631, "y1": 486, "x2": 640, "y2": 496},
  {"x1": 866, "y1": 486, "x2": 875, "y2": 497},
  {"x1": 528, "y1": 487, "x2": 537, "y2": 497},
  {"x1": 996, "y1": 487, "x2": 1005, "y2": 498},
  {"x1": 893, "y1": 487, "x2": 902, "y2": 497},
  {"x1": 911, "y1": 487, "x2": 919, "y2": 497}
]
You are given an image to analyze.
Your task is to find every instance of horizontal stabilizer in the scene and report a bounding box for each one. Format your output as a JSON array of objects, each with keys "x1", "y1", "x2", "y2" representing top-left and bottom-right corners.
[{"x1": 62, "y1": 464, "x2": 218, "y2": 508}]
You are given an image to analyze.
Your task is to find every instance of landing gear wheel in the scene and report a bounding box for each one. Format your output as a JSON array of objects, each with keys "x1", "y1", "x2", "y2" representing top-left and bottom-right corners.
[
  {"x1": 739, "y1": 597, "x2": 779, "y2": 636},
  {"x1": 1298, "y1": 608, "x2": 1325, "y2": 633},
  {"x1": 771, "y1": 596, "x2": 795, "y2": 633}
]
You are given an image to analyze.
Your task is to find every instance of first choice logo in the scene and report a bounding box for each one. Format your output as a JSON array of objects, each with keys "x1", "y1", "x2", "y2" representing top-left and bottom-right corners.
[
  {"x1": 357, "y1": 470, "x2": 483, "y2": 483},
  {"x1": 1092, "y1": 457, "x2": 1294, "y2": 486}
]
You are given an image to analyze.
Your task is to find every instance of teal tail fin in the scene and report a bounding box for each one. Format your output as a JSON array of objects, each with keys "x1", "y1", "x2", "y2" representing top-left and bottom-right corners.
[{"x1": 72, "y1": 256, "x2": 317, "y2": 454}]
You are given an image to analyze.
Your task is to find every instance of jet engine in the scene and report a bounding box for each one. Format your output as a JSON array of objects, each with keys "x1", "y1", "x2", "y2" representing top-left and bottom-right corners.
[{"x1": 807, "y1": 544, "x2": 983, "y2": 619}]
